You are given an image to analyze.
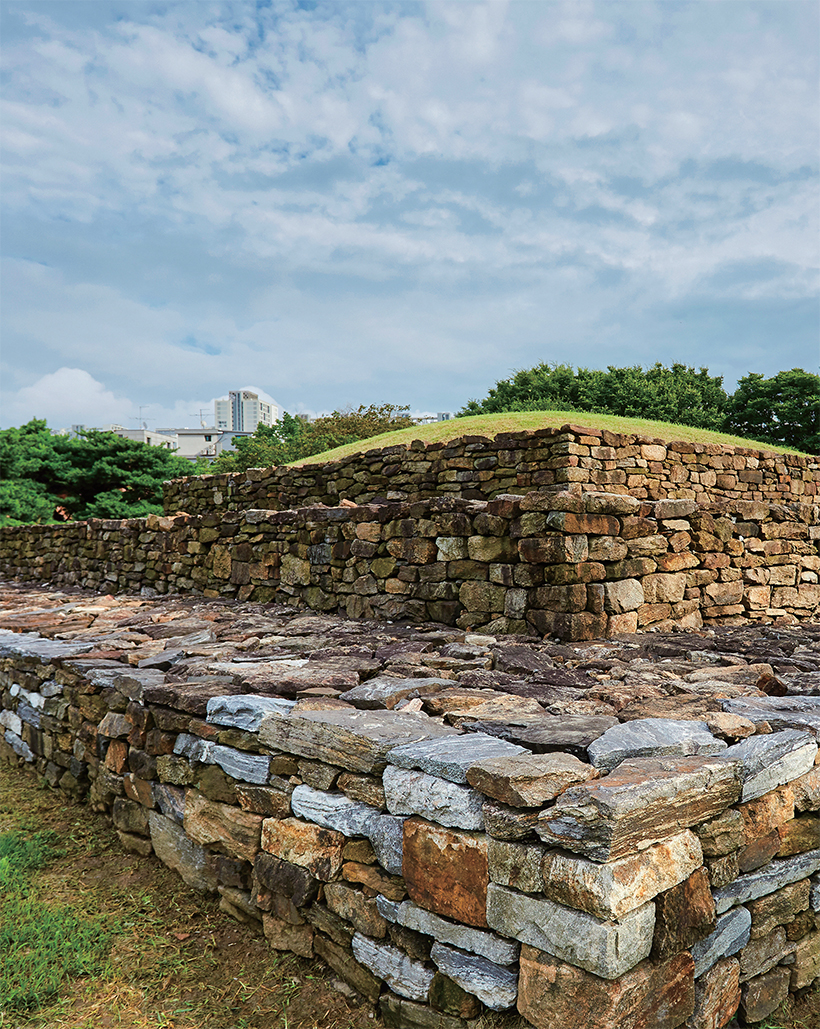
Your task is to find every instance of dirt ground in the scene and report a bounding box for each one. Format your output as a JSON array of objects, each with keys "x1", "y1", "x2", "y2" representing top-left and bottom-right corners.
[{"x1": 0, "y1": 761, "x2": 379, "y2": 1029}]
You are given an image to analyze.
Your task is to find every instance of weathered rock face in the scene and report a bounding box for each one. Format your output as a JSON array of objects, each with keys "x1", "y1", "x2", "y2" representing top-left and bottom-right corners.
[
  {"x1": 466, "y1": 752, "x2": 598, "y2": 807},
  {"x1": 402, "y1": 818, "x2": 489, "y2": 929},
  {"x1": 486, "y1": 883, "x2": 656, "y2": 980},
  {"x1": 517, "y1": 946, "x2": 696, "y2": 1029},
  {"x1": 541, "y1": 830, "x2": 703, "y2": 921}
]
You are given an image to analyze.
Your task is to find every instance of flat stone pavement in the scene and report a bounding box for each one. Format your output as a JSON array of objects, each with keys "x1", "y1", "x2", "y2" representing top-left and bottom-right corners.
[{"x1": 2, "y1": 581, "x2": 819, "y2": 740}]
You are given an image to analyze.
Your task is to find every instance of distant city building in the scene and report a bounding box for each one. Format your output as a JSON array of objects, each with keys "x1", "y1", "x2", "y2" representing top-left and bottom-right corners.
[
  {"x1": 215, "y1": 390, "x2": 280, "y2": 432},
  {"x1": 415, "y1": 412, "x2": 454, "y2": 425}
]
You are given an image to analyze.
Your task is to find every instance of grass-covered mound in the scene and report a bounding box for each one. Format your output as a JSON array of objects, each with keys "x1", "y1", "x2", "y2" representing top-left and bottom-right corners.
[{"x1": 291, "y1": 411, "x2": 811, "y2": 467}]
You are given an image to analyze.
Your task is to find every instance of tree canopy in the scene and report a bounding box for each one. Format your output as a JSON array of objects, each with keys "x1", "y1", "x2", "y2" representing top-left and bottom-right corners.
[
  {"x1": 723, "y1": 369, "x2": 820, "y2": 454},
  {"x1": 460, "y1": 362, "x2": 819, "y2": 453},
  {"x1": 0, "y1": 420, "x2": 209, "y2": 525},
  {"x1": 212, "y1": 404, "x2": 415, "y2": 472},
  {"x1": 460, "y1": 362, "x2": 728, "y2": 430}
]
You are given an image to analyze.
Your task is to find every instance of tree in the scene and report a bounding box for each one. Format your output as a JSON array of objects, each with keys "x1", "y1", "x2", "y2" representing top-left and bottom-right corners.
[
  {"x1": 0, "y1": 420, "x2": 209, "y2": 525},
  {"x1": 460, "y1": 362, "x2": 728, "y2": 430},
  {"x1": 213, "y1": 404, "x2": 415, "y2": 472},
  {"x1": 724, "y1": 369, "x2": 820, "y2": 453}
]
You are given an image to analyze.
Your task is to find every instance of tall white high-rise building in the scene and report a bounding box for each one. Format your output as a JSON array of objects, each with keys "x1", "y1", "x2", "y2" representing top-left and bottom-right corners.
[{"x1": 214, "y1": 390, "x2": 279, "y2": 431}]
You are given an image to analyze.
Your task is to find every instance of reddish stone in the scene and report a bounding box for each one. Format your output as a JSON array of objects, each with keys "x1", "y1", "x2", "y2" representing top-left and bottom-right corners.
[
  {"x1": 517, "y1": 946, "x2": 695, "y2": 1029},
  {"x1": 686, "y1": 957, "x2": 740, "y2": 1029},
  {"x1": 104, "y1": 738, "x2": 129, "y2": 774},
  {"x1": 651, "y1": 867, "x2": 716, "y2": 961},
  {"x1": 739, "y1": 966, "x2": 790, "y2": 1023},
  {"x1": 737, "y1": 829, "x2": 782, "y2": 873},
  {"x1": 402, "y1": 817, "x2": 489, "y2": 928}
]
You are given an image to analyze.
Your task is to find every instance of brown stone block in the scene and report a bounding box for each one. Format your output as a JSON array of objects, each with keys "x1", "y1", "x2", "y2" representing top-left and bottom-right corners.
[
  {"x1": 739, "y1": 966, "x2": 790, "y2": 1024},
  {"x1": 262, "y1": 912, "x2": 313, "y2": 958},
  {"x1": 685, "y1": 956, "x2": 740, "y2": 1029},
  {"x1": 749, "y1": 879, "x2": 810, "y2": 939},
  {"x1": 261, "y1": 817, "x2": 344, "y2": 881},
  {"x1": 790, "y1": 929, "x2": 820, "y2": 989},
  {"x1": 778, "y1": 815, "x2": 820, "y2": 856},
  {"x1": 402, "y1": 817, "x2": 489, "y2": 928},
  {"x1": 739, "y1": 788, "x2": 795, "y2": 841},
  {"x1": 184, "y1": 790, "x2": 262, "y2": 863},
  {"x1": 517, "y1": 946, "x2": 695, "y2": 1029},
  {"x1": 651, "y1": 867, "x2": 716, "y2": 961},
  {"x1": 737, "y1": 829, "x2": 782, "y2": 873}
]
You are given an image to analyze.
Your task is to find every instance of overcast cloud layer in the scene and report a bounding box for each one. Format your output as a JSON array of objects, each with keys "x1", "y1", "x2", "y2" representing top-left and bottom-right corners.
[{"x1": 1, "y1": 0, "x2": 818, "y2": 430}]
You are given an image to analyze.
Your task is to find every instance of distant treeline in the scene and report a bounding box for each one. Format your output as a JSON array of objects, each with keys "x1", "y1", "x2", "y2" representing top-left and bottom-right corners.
[{"x1": 460, "y1": 363, "x2": 819, "y2": 454}]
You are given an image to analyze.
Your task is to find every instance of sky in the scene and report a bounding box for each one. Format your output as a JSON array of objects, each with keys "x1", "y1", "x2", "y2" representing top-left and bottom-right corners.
[{"x1": 1, "y1": 0, "x2": 818, "y2": 431}]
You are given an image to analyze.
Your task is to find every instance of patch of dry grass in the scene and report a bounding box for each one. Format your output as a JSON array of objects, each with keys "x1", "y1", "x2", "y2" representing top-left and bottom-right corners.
[{"x1": 0, "y1": 763, "x2": 375, "y2": 1029}]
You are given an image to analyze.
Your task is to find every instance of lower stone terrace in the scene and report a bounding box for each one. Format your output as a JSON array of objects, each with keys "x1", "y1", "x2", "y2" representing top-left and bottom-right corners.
[{"x1": 2, "y1": 582, "x2": 820, "y2": 1027}]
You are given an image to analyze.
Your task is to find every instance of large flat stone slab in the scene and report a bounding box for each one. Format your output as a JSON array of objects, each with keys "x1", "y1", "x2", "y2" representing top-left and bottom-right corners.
[
  {"x1": 376, "y1": 896, "x2": 519, "y2": 964},
  {"x1": 383, "y1": 766, "x2": 485, "y2": 830},
  {"x1": 258, "y1": 708, "x2": 458, "y2": 774},
  {"x1": 466, "y1": 753, "x2": 598, "y2": 807},
  {"x1": 712, "y1": 849, "x2": 820, "y2": 914},
  {"x1": 722, "y1": 697, "x2": 820, "y2": 738},
  {"x1": 587, "y1": 718, "x2": 726, "y2": 772},
  {"x1": 486, "y1": 882, "x2": 655, "y2": 980},
  {"x1": 536, "y1": 756, "x2": 740, "y2": 862},
  {"x1": 338, "y1": 676, "x2": 452, "y2": 710},
  {"x1": 430, "y1": 942, "x2": 518, "y2": 1010},
  {"x1": 461, "y1": 715, "x2": 618, "y2": 757},
  {"x1": 386, "y1": 733, "x2": 526, "y2": 784},
  {"x1": 720, "y1": 730, "x2": 817, "y2": 802},
  {"x1": 206, "y1": 694, "x2": 295, "y2": 731}
]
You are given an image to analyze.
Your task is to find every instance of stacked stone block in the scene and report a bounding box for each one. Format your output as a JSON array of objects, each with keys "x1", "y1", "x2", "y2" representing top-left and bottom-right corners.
[
  {"x1": 2, "y1": 627, "x2": 819, "y2": 1029},
  {"x1": 162, "y1": 425, "x2": 819, "y2": 518},
  {"x1": 1, "y1": 490, "x2": 817, "y2": 641}
]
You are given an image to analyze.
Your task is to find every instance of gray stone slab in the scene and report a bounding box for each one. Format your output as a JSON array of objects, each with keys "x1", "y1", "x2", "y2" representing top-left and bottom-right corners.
[
  {"x1": 386, "y1": 733, "x2": 526, "y2": 784},
  {"x1": 173, "y1": 732, "x2": 212, "y2": 763},
  {"x1": 40, "y1": 680, "x2": 63, "y2": 698},
  {"x1": 713, "y1": 849, "x2": 820, "y2": 913},
  {"x1": 98, "y1": 712, "x2": 131, "y2": 739},
  {"x1": 0, "y1": 710, "x2": 22, "y2": 736},
  {"x1": 430, "y1": 942, "x2": 518, "y2": 1010},
  {"x1": 0, "y1": 631, "x2": 96, "y2": 661},
  {"x1": 722, "y1": 697, "x2": 820, "y2": 738},
  {"x1": 206, "y1": 694, "x2": 295, "y2": 732},
  {"x1": 690, "y1": 906, "x2": 751, "y2": 977},
  {"x1": 16, "y1": 701, "x2": 41, "y2": 729},
  {"x1": 208, "y1": 744, "x2": 271, "y2": 785},
  {"x1": 351, "y1": 933, "x2": 434, "y2": 1002},
  {"x1": 338, "y1": 676, "x2": 452, "y2": 710},
  {"x1": 368, "y1": 814, "x2": 405, "y2": 875},
  {"x1": 811, "y1": 873, "x2": 820, "y2": 913},
  {"x1": 148, "y1": 810, "x2": 216, "y2": 893},
  {"x1": 4, "y1": 729, "x2": 34, "y2": 762},
  {"x1": 111, "y1": 668, "x2": 166, "y2": 701},
  {"x1": 153, "y1": 783, "x2": 186, "y2": 824},
  {"x1": 486, "y1": 882, "x2": 655, "y2": 980},
  {"x1": 376, "y1": 896, "x2": 519, "y2": 964},
  {"x1": 291, "y1": 784, "x2": 381, "y2": 837},
  {"x1": 383, "y1": 765, "x2": 485, "y2": 830},
  {"x1": 720, "y1": 729, "x2": 818, "y2": 801},
  {"x1": 587, "y1": 718, "x2": 726, "y2": 772},
  {"x1": 259, "y1": 708, "x2": 459, "y2": 774}
]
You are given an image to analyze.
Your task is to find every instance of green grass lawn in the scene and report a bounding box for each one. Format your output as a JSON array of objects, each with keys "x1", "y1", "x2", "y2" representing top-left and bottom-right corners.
[{"x1": 291, "y1": 410, "x2": 810, "y2": 467}]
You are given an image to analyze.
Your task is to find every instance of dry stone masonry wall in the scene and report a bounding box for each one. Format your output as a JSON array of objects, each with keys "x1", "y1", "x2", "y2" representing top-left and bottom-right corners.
[
  {"x1": 1, "y1": 489, "x2": 818, "y2": 641},
  {"x1": 1, "y1": 586, "x2": 820, "y2": 1028},
  {"x1": 162, "y1": 425, "x2": 819, "y2": 518}
]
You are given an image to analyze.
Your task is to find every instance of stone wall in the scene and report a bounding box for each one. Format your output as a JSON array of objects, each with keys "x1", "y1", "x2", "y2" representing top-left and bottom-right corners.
[
  {"x1": 2, "y1": 590, "x2": 819, "y2": 1029},
  {"x1": 162, "y1": 425, "x2": 820, "y2": 518},
  {"x1": 1, "y1": 490, "x2": 818, "y2": 641}
]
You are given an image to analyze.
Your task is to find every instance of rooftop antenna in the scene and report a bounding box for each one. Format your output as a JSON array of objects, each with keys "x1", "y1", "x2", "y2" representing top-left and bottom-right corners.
[
  {"x1": 189, "y1": 409, "x2": 210, "y2": 428},
  {"x1": 132, "y1": 406, "x2": 151, "y2": 429}
]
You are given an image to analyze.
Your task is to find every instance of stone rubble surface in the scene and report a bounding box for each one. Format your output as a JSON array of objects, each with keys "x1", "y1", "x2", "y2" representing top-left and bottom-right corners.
[{"x1": 1, "y1": 581, "x2": 820, "y2": 1029}]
